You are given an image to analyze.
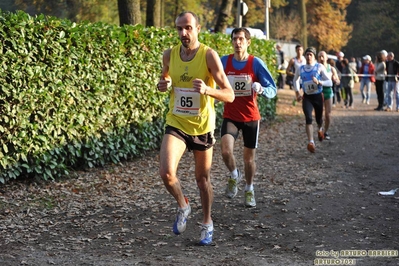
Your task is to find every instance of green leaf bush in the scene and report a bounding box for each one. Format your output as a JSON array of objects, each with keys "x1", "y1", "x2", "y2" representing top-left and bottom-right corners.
[{"x1": 0, "y1": 10, "x2": 277, "y2": 183}]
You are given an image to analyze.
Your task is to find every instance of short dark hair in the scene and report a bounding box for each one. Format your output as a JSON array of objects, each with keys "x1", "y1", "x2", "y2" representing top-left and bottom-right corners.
[
  {"x1": 231, "y1": 27, "x2": 251, "y2": 40},
  {"x1": 175, "y1": 11, "x2": 200, "y2": 26},
  {"x1": 305, "y1": 47, "x2": 317, "y2": 56},
  {"x1": 327, "y1": 58, "x2": 336, "y2": 67},
  {"x1": 295, "y1": 44, "x2": 303, "y2": 50}
]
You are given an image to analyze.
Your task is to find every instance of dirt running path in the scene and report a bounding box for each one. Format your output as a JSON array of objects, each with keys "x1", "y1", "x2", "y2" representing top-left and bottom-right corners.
[{"x1": 0, "y1": 84, "x2": 398, "y2": 266}]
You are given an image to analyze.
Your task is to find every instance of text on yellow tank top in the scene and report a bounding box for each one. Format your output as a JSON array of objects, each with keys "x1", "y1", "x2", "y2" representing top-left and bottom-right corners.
[{"x1": 166, "y1": 43, "x2": 216, "y2": 135}]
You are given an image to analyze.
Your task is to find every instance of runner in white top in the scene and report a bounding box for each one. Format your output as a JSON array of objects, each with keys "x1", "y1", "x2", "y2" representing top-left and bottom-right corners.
[
  {"x1": 318, "y1": 51, "x2": 340, "y2": 140},
  {"x1": 286, "y1": 44, "x2": 306, "y2": 89}
]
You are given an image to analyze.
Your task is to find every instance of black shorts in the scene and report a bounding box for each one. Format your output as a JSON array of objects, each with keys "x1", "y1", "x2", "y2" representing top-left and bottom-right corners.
[
  {"x1": 220, "y1": 118, "x2": 259, "y2": 149},
  {"x1": 165, "y1": 125, "x2": 215, "y2": 152},
  {"x1": 302, "y1": 93, "x2": 324, "y2": 125}
]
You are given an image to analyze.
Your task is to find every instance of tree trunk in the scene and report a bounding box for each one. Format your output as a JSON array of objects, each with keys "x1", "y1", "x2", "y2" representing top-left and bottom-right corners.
[
  {"x1": 65, "y1": 0, "x2": 79, "y2": 21},
  {"x1": 299, "y1": 0, "x2": 307, "y2": 47},
  {"x1": 146, "y1": 0, "x2": 161, "y2": 27},
  {"x1": 173, "y1": 0, "x2": 179, "y2": 21},
  {"x1": 118, "y1": 0, "x2": 141, "y2": 26},
  {"x1": 214, "y1": 0, "x2": 234, "y2": 33}
]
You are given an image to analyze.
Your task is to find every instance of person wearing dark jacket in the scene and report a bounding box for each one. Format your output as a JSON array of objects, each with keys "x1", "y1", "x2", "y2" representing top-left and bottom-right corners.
[
  {"x1": 276, "y1": 43, "x2": 285, "y2": 89},
  {"x1": 384, "y1": 52, "x2": 399, "y2": 111},
  {"x1": 340, "y1": 58, "x2": 355, "y2": 109},
  {"x1": 374, "y1": 52, "x2": 386, "y2": 111}
]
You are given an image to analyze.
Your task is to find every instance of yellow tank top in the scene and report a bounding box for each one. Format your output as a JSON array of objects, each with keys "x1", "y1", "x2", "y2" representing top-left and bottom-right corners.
[{"x1": 166, "y1": 43, "x2": 216, "y2": 135}]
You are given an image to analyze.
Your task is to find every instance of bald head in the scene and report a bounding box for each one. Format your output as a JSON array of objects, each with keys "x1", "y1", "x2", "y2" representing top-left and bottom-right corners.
[
  {"x1": 318, "y1": 51, "x2": 327, "y2": 63},
  {"x1": 175, "y1": 11, "x2": 200, "y2": 26},
  {"x1": 318, "y1": 51, "x2": 327, "y2": 57}
]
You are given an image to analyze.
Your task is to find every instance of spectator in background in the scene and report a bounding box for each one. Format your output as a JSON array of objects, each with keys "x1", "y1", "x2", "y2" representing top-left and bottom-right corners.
[
  {"x1": 334, "y1": 51, "x2": 345, "y2": 106},
  {"x1": 384, "y1": 52, "x2": 399, "y2": 111},
  {"x1": 276, "y1": 43, "x2": 285, "y2": 89},
  {"x1": 328, "y1": 58, "x2": 340, "y2": 107},
  {"x1": 341, "y1": 58, "x2": 355, "y2": 109},
  {"x1": 349, "y1": 57, "x2": 358, "y2": 73},
  {"x1": 336, "y1": 52, "x2": 344, "y2": 73},
  {"x1": 374, "y1": 51, "x2": 386, "y2": 111},
  {"x1": 380, "y1": 50, "x2": 389, "y2": 107},
  {"x1": 359, "y1": 55, "x2": 375, "y2": 105}
]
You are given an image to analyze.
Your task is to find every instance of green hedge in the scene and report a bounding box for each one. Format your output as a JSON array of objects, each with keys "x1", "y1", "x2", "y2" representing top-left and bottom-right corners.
[{"x1": 0, "y1": 10, "x2": 277, "y2": 183}]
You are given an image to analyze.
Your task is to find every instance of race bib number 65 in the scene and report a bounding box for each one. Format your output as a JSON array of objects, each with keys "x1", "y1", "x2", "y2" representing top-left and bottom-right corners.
[{"x1": 173, "y1": 87, "x2": 201, "y2": 116}]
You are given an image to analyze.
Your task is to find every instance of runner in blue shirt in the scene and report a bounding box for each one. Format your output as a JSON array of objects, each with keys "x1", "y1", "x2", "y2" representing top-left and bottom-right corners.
[{"x1": 293, "y1": 47, "x2": 333, "y2": 153}]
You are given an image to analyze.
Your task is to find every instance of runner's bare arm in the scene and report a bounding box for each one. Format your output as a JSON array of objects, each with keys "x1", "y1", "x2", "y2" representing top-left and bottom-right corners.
[
  {"x1": 293, "y1": 66, "x2": 302, "y2": 92},
  {"x1": 293, "y1": 66, "x2": 302, "y2": 101},
  {"x1": 286, "y1": 59, "x2": 295, "y2": 76},
  {"x1": 157, "y1": 49, "x2": 172, "y2": 92},
  {"x1": 331, "y1": 66, "x2": 340, "y2": 85},
  {"x1": 202, "y1": 48, "x2": 235, "y2": 103}
]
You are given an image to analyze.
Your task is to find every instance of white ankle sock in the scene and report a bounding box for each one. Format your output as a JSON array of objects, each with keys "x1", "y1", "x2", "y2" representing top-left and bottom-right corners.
[
  {"x1": 202, "y1": 222, "x2": 213, "y2": 231},
  {"x1": 245, "y1": 184, "x2": 254, "y2": 191},
  {"x1": 231, "y1": 168, "x2": 238, "y2": 179}
]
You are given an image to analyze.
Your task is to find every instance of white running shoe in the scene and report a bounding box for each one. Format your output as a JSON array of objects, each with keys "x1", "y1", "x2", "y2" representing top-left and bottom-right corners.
[
  {"x1": 244, "y1": 190, "x2": 256, "y2": 207},
  {"x1": 199, "y1": 223, "x2": 213, "y2": 246},
  {"x1": 225, "y1": 170, "x2": 242, "y2": 198},
  {"x1": 172, "y1": 197, "x2": 191, "y2": 235}
]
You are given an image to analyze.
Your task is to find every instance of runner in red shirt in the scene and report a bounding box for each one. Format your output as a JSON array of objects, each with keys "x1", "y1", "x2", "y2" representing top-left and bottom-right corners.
[{"x1": 220, "y1": 27, "x2": 276, "y2": 207}]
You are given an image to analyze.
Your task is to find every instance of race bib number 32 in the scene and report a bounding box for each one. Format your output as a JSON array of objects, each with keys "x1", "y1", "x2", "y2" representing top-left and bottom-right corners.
[{"x1": 173, "y1": 87, "x2": 201, "y2": 116}]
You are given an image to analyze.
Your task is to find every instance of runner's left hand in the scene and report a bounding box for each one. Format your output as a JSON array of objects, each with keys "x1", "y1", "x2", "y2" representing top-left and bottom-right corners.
[{"x1": 252, "y1": 82, "x2": 263, "y2": 94}]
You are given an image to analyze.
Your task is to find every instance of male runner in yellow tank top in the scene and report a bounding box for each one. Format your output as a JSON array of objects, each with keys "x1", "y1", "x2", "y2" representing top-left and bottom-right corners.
[{"x1": 157, "y1": 11, "x2": 234, "y2": 246}]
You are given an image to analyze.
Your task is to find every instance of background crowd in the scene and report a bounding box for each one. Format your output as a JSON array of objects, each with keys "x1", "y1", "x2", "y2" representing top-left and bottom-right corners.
[{"x1": 278, "y1": 47, "x2": 399, "y2": 112}]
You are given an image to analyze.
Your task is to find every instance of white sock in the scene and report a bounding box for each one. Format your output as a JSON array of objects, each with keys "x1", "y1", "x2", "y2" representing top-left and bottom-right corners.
[
  {"x1": 202, "y1": 222, "x2": 213, "y2": 231},
  {"x1": 179, "y1": 201, "x2": 189, "y2": 211},
  {"x1": 179, "y1": 206, "x2": 188, "y2": 213},
  {"x1": 230, "y1": 168, "x2": 238, "y2": 179},
  {"x1": 245, "y1": 184, "x2": 254, "y2": 191}
]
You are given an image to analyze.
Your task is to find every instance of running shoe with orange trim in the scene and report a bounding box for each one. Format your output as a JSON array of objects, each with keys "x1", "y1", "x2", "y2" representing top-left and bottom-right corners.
[
  {"x1": 307, "y1": 142, "x2": 315, "y2": 153},
  {"x1": 318, "y1": 129, "x2": 324, "y2": 141}
]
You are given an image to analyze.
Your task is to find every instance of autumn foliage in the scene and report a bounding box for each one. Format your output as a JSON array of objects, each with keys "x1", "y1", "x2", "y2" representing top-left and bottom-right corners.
[{"x1": 307, "y1": 0, "x2": 352, "y2": 52}]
